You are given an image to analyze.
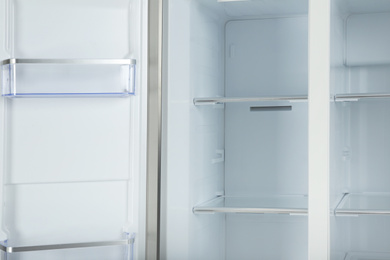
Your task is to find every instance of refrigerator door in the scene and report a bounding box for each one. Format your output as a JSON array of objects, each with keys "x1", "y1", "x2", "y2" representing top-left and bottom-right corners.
[{"x1": 0, "y1": 0, "x2": 144, "y2": 259}]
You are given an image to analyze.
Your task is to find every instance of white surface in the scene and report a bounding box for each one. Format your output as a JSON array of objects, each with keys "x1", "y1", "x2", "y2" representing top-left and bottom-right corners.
[
  {"x1": 345, "y1": 252, "x2": 390, "y2": 260},
  {"x1": 346, "y1": 13, "x2": 390, "y2": 66},
  {"x1": 10, "y1": 0, "x2": 135, "y2": 59},
  {"x1": 226, "y1": 214, "x2": 308, "y2": 260},
  {"x1": 162, "y1": 0, "x2": 225, "y2": 259},
  {"x1": 221, "y1": 0, "x2": 307, "y2": 17},
  {"x1": 330, "y1": 1, "x2": 350, "y2": 259},
  {"x1": 308, "y1": 0, "x2": 331, "y2": 259},
  {"x1": 225, "y1": 17, "x2": 308, "y2": 97},
  {"x1": 4, "y1": 98, "x2": 131, "y2": 184},
  {"x1": 223, "y1": 17, "x2": 308, "y2": 260},
  {"x1": 4, "y1": 181, "x2": 128, "y2": 245}
]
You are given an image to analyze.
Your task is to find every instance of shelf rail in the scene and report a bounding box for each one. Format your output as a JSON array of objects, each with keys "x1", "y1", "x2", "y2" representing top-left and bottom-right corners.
[
  {"x1": 193, "y1": 95, "x2": 308, "y2": 105},
  {"x1": 193, "y1": 196, "x2": 308, "y2": 215},
  {"x1": 194, "y1": 93, "x2": 390, "y2": 105},
  {"x1": 334, "y1": 93, "x2": 390, "y2": 102},
  {"x1": 1, "y1": 58, "x2": 136, "y2": 65},
  {"x1": 0, "y1": 238, "x2": 135, "y2": 253}
]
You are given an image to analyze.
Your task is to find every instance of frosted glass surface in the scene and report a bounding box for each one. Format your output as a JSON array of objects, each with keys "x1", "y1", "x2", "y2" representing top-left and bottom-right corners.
[
  {"x1": 337, "y1": 193, "x2": 390, "y2": 213},
  {"x1": 194, "y1": 196, "x2": 308, "y2": 214}
]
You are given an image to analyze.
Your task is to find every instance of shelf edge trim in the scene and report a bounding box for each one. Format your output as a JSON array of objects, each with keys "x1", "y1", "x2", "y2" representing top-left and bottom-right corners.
[
  {"x1": 1, "y1": 58, "x2": 136, "y2": 65},
  {"x1": 0, "y1": 239, "x2": 135, "y2": 253}
]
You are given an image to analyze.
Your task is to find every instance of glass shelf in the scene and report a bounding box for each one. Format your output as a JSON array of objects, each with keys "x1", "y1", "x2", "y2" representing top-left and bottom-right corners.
[
  {"x1": 193, "y1": 95, "x2": 308, "y2": 106},
  {"x1": 193, "y1": 195, "x2": 308, "y2": 215},
  {"x1": 344, "y1": 252, "x2": 390, "y2": 260},
  {"x1": 1, "y1": 59, "x2": 136, "y2": 97},
  {"x1": 335, "y1": 193, "x2": 390, "y2": 216},
  {"x1": 334, "y1": 93, "x2": 390, "y2": 102}
]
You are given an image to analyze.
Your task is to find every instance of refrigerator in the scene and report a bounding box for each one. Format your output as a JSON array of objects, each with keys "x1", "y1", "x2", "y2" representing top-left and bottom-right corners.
[{"x1": 1, "y1": 0, "x2": 390, "y2": 259}]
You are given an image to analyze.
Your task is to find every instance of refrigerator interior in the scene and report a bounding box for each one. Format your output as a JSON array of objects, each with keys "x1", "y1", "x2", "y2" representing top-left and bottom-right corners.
[
  {"x1": 330, "y1": 0, "x2": 390, "y2": 259},
  {"x1": 0, "y1": 0, "x2": 145, "y2": 259},
  {"x1": 162, "y1": 0, "x2": 308, "y2": 259}
]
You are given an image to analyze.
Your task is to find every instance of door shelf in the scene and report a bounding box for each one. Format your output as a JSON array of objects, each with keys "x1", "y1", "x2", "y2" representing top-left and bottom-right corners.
[
  {"x1": 0, "y1": 237, "x2": 134, "y2": 253},
  {"x1": 193, "y1": 195, "x2": 308, "y2": 215},
  {"x1": 193, "y1": 95, "x2": 308, "y2": 106},
  {"x1": 0, "y1": 236, "x2": 134, "y2": 259},
  {"x1": 1, "y1": 59, "x2": 136, "y2": 97},
  {"x1": 335, "y1": 193, "x2": 390, "y2": 216},
  {"x1": 344, "y1": 252, "x2": 390, "y2": 260}
]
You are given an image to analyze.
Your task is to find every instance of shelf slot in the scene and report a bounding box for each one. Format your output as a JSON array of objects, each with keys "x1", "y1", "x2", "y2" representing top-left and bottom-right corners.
[
  {"x1": 193, "y1": 195, "x2": 308, "y2": 215},
  {"x1": 0, "y1": 238, "x2": 134, "y2": 254},
  {"x1": 193, "y1": 95, "x2": 308, "y2": 106}
]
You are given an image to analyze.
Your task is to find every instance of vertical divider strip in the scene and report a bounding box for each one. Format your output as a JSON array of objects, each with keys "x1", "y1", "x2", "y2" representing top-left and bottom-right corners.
[
  {"x1": 308, "y1": 0, "x2": 331, "y2": 259},
  {"x1": 146, "y1": 0, "x2": 163, "y2": 259}
]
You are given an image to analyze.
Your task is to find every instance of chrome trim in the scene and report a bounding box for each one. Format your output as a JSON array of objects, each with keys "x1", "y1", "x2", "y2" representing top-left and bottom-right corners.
[
  {"x1": 335, "y1": 210, "x2": 390, "y2": 216},
  {"x1": 334, "y1": 93, "x2": 390, "y2": 101},
  {"x1": 193, "y1": 207, "x2": 308, "y2": 215},
  {"x1": 0, "y1": 239, "x2": 134, "y2": 253},
  {"x1": 1, "y1": 58, "x2": 136, "y2": 65},
  {"x1": 193, "y1": 95, "x2": 308, "y2": 105},
  {"x1": 146, "y1": 0, "x2": 162, "y2": 259}
]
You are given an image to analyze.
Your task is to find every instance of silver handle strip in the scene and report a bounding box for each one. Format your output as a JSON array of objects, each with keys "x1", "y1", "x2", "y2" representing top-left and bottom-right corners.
[
  {"x1": 335, "y1": 93, "x2": 390, "y2": 101},
  {"x1": 1, "y1": 59, "x2": 136, "y2": 65},
  {"x1": 0, "y1": 239, "x2": 134, "y2": 253},
  {"x1": 193, "y1": 96, "x2": 308, "y2": 105},
  {"x1": 193, "y1": 207, "x2": 308, "y2": 215}
]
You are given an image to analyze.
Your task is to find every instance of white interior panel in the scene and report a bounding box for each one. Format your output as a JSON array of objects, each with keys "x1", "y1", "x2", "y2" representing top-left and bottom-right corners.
[
  {"x1": 346, "y1": 13, "x2": 390, "y2": 66},
  {"x1": 225, "y1": 102, "x2": 308, "y2": 196},
  {"x1": 4, "y1": 181, "x2": 128, "y2": 245},
  {"x1": 5, "y1": 98, "x2": 131, "y2": 184},
  {"x1": 226, "y1": 215, "x2": 308, "y2": 260},
  {"x1": 11, "y1": 0, "x2": 135, "y2": 58},
  {"x1": 349, "y1": 101, "x2": 390, "y2": 193},
  {"x1": 163, "y1": 0, "x2": 225, "y2": 259},
  {"x1": 225, "y1": 18, "x2": 308, "y2": 97}
]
